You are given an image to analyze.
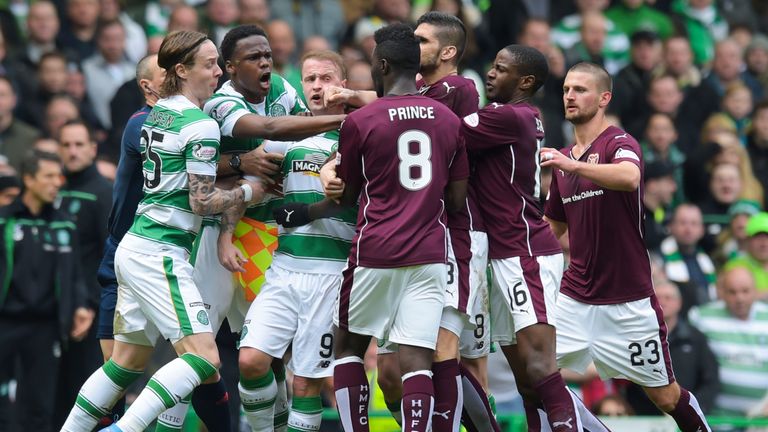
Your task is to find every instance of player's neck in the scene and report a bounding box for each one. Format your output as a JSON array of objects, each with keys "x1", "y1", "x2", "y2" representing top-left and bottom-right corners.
[
  {"x1": 231, "y1": 81, "x2": 266, "y2": 105},
  {"x1": 384, "y1": 76, "x2": 419, "y2": 96},
  {"x1": 421, "y1": 65, "x2": 458, "y2": 86},
  {"x1": 573, "y1": 117, "x2": 610, "y2": 149}
]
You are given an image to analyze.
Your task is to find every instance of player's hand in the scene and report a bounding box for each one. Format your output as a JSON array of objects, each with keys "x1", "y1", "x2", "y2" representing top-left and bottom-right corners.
[
  {"x1": 324, "y1": 86, "x2": 354, "y2": 108},
  {"x1": 218, "y1": 234, "x2": 246, "y2": 272},
  {"x1": 265, "y1": 173, "x2": 285, "y2": 197},
  {"x1": 70, "y1": 307, "x2": 94, "y2": 341},
  {"x1": 240, "y1": 146, "x2": 284, "y2": 178},
  {"x1": 320, "y1": 160, "x2": 345, "y2": 203},
  {"x1": 239, "y1": 177, "x2": 266, "y2": 204},
  {"x1": 273, "y1": 202, "x2": 311, "y2": 228},
  {"x1": 540, "y1": 147, "x2": 577, "y2": 172}
]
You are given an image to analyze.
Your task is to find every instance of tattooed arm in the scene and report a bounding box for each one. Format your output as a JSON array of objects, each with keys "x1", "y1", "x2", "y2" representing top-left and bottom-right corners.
[
  {"x1": 188, "y1": 173, "x2": 263, "y2": 215},
  {"x1": 217, "y1": 197, "x2": 248, "y2": 272}
]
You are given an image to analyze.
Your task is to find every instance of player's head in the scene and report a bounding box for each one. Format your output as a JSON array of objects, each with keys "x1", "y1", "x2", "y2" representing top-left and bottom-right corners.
[
  {"x1": 158, "y1": 30, "x2": 221, "y2": 103},
  {"x1": 301, "y1": 50, "x2": 346, "y2": 115},
  {"x1": 562, "y1": 62, "x2": 612, "y2": 125},
  {"x1": 415, "y1": 11, "x2": 466, "y2": 73},
  {"x1": 371, "y1": 23, "x2": 420, "y2": 97},
  {"x1": 485, "y1": 45, "x2": 548, "y2": 103},
  {"x1": 221, "y1": 25, "x2": 272, "y2": 102},
  {"x1": 136, "y1": 54, "x2": 164, "y2": 104},
  {"x1": 20, "y1": 150, "x2": 63, "y2": 205}
]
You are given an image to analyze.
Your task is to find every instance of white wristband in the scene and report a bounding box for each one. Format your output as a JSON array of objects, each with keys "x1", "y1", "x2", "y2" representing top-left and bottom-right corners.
[{"x1": 239, "y1": 183, "x2": 253, "y2": 202}]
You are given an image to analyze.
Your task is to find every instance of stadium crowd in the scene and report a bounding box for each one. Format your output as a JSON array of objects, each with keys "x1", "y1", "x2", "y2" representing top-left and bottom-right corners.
[{"x1": 0, "y1": 0, "x2": 768, "y2": 431}]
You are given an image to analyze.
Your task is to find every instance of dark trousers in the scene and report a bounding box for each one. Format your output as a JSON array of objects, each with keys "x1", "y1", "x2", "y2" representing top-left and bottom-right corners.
[
  {"x1": 0, "y1": 318, "x2": 60, "y2": 432},
  {"x1": 54, "y1": 320, "x2": 103, "y2": 429}
]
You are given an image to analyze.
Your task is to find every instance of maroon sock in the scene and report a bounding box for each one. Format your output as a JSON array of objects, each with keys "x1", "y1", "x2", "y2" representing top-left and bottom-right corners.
[
  {"x1": 431, "y1": 360, "x2": 461, "y2": 432},
  {"x1": 534, "y1": 372, "x2": 579, "y2": 432},
  {"x1": 668, "y1": 387, "x2": 711, "y2": 432},
  {"x1": 334, "y1": 358, "x2": 370, "y2": 432},
  {"x1": 523, "y1": 400, "x2": 545, "y2": 432},
  {"x1": 458, "y1": 363, "x2": 501, "y2": 432},
  {"x1": 402, "y1": 372, "x2": 435, "y2": 432}
]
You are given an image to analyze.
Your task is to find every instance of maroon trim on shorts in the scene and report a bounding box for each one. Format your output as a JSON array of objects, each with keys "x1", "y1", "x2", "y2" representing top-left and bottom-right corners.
[
  {"x1": 338, "y1": 263, "x2": 357, "y2": 330},
  {"x1": 650, "y1": 294, "x2": 676, "y2": 385},
  {"x1": 520, "y1": 256, "x2": 548, "y2": 324},
  {"x1": 449, "y1": 228, "x2": 472, "y2": 313}
]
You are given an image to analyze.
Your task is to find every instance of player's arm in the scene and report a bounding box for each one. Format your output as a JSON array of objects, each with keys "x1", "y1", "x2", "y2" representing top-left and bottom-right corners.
[
  {"x1": 540, "y1": 147, "x2": 641, "y2": 192},
  {"x1": 545, "y1": 216, "x2": 568, "y2": 240},
  {"x1": 460, "y1": 109, "x2": 514, "y2": 151},
  {"x1": 324, "y1": 86, "x2": 378, "y2": 108},
  {"x1": 188, "y1": 173, "x2": 263, "y2": 215},
  {"x1": 446, "y1": 134, "x2": 470, "y2": 213},
  {"x1": 217, "y1": 197, "x2": 248, "y2": 272},
  {"x1": 445, "y1": 179, "x2": 468, "y2": 214}
]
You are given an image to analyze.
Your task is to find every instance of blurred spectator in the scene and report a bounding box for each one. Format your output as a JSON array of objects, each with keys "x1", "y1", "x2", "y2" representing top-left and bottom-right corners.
[
  {"x1": 98, "y1": 0, "x2": 146, "y2": 64},
  {"x1": 0, "y1": 173, "x2": 20, "y2": 206},
  {"x1": 611, "y1": 30, "x2": 663, "y2": 135},
  {"x1": 671, "y1": 0, "x2": 728, "y2": 66},
  {"x1": 0, "y1": 76, "x2": 40, "y2": 172},
  {"x1": 353, "y1": 0, "x2": 411, "y2": 58},
  {"x1": 746, "y1": 34, "x2": 768, "y2": 92},
  {"x1": 701, "y1": 161, "x2": 743, "y2": 223},
  {"x1": 144, "y1": 0, "x2": 185, "y2": 38},
  {"x1": 53, "y1": 119, "x2": 111, "y2": 427},
  {"x1": 146, "y1": 4, "x2": 200, "y2": 54},
  {"x1": 552, "y1": 0, "x2": 630, "y2": 73},
  {"x1": 641, "y1": 113, "x2": 686, "y2": 204},
  {"x1": 56, "y1": 0, "x2": 101, "y2": 62},
  {"x1": 727, "y1": 22, "x2": 754, "y2": 51},
  {"x1": 518, "y1": 18, "x2": 567, "y2": 148},
  {"x1": 16, "y1": 51, "x2": 68, "y2": 131},
  {"x1": 201, "y1": 0, "x2": 239, "y2": 46},
  {"x1": 64, "y1": 67, "x2": 102, "y2": 138},
  {"x1": 266, "y1": 20, "x2": 303, "y2": 100},
  {"x1": 689, "y1": 266, "x2": 768, "y2": 416},
  {"x1": 301, "y1": 36, "x2": 332, "y2": 58},
  {"x1": 563, "y1": 11, "x2": 627, "y2": 75},
  {"x1": 271, "y1": 0, "x2": 345, "y2": 50},
  {"x1": 628, "y1": 74, "x2": 684, "y2": 139},
  {"x1": 592, "y1": 394, "x2": 634, "y2": 416},
  {"x1": 33, "y1": 137, "x2": 60, "y2": 154},
  {"x1": 81, "y1": 19, "x2": 134, "y2": 129},
  {"x1": 709, "y1": 39, "x2": 763, "y2": 103},
  {"x1": 662, "y1": 203, "x2": 718, "y2": 314},
  {"x1": 238, "y1": 0, "x2": 270, "y2": 27},
  {"x1": 748, "y1": 100, "x2": 768, "y2": 204},
  {"x1": 724, "y1": 212, "x2": 768, "y2": 297},
  {"x1": 606, "y1": 0, "x2": 675, "y2": 40},
  {"x1": 0, "y1": 150, "x2": 91, "y2": 432},
  {"x1": 644, "y1": 161, "x2": 678, "y2": 252},
  {"x1": 345, "y1": 60, "x2": 374, "y2": 91},
  {"x1": 44, "y1": 94, "x2": 80, "y2": 139},
  {"x1": 625, "y1": 281, "x2": 720, "y2": 415},
  {"x1": 655, "y1": 35, "x2": 702, "y2": 91},
  {"x1": 713, "y1": 199, "x2": 761, "y2": 266},
  {"x1": 684, "y1": 118, "x2": 740, "y2": 202},
  {"x1": 721, "y1": 81, "x2": 753, "y2": 144}
]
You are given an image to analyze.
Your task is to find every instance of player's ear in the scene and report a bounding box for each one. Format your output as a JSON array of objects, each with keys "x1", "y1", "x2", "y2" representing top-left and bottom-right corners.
[
  {"x1": 440, "y1": 45, "x2": 457, "y2": 62},
  {"x1": 225, "y1": 60, "x2": 236, "y2": 76},
  {"x1": 519, "y1": 74, "x2": 535, "y2": 91},
  {"x1": 340, "y1": 79, "x2": 348, "y2": 88},
  {"x1": 379, "y1": 58, "x2": 389, "y2": 75},
  {"x1": 599, "y1": 90, "x2": 612, "y2": 108}
]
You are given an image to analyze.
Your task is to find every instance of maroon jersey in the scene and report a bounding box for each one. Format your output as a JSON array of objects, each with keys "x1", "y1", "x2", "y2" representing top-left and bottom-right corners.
[
  {"x1": 461, "y1": 102, "x2": 561, "y2": 259},
  {"x1": 417, "y1": 74, "x2": 485, "y2": 232},
  {"x1": 544, "y1": 126, "x2": 654, "y2": 305},
  {"x1": 337, "y1": 95, "x2": 469, "y2": 268}
]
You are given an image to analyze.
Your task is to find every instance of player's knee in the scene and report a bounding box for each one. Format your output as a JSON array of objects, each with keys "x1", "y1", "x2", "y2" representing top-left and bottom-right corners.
[
  {"x1": 526, "y1": 356, "x2": 557, "y2": 383},
  {"x1": 377, "y1": 366, "x2": 402, "y2": 399},
  {"x1": 646, "y1": 384, "x2": 680, "y2": 413},
  {"x1": 238, "y1": 348, "x2": 271, "y2": 379},
  {"x1": 292, "y1": 376, "x2": 323, "y2": 398}
]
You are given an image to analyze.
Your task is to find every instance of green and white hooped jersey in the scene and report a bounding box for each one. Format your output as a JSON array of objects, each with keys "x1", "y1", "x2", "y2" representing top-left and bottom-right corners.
[
  {"x1": 271, "y1": 130, "x2": 357, "y2": 274},
  {"x1": 127, "y1": 95, "x2": 220, "y2": 254},
  {"x1": 202, "y1": 75, "x2": 308, "y2": 224}
]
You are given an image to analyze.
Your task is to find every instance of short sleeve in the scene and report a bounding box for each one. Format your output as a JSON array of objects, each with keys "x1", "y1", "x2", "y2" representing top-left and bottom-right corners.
[
  {"x1": 203, "y1": 96, "x2": 250, "y2": 137},
  {"x1": 606, "y1": 133, "x2": 642, "y2": 169},
  {"x1": 184, "y1": 119, "x2": 221, "y2": 176},
  {"x1": 449, "y1": 134, "x2": 469, "y2": 181},
  {"x1": 544, "y1": 168, "x2": 567, "y2": 223},
  {"x1": 283, "y1": 78, "x2": 309, "y2": 114},
  {"x1": 461, "y1": 105, "x2": 517, "y2": 151},
  {"x1": 336, "y1": 117, "x2": 363, "y2": 195}
]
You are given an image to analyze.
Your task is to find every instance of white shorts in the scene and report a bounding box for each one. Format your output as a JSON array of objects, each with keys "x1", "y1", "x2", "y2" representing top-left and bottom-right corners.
[
  {"x1": 193, "y1": 224, "x2": 250, "y2": 333},
  {"x1": 556, "y1": 294, "x2": 675, "y2": 387},
  {"x1": 113, "y1": 236, "x2": 212, "y2": 346},
  {"x1": 458, "y1": 280, "x2": 491, "y2": 358},
  {"x1": 240, "y1": 263, "x2": 338, "y2": 378},
  {"x1": 335, "y1": 263, "x2": 446, "y2": 350},
  {"x1": 490, "y1": 254, "x2": 563, "y2": 346}
]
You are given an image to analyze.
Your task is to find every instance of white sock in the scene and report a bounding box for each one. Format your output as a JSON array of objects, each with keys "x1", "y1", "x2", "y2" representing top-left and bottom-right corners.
[
  {"x1": 239, "y1": 369, "x2": 278, "y2": 431},
  {"x1": 61, "y1": 359, "x2": 142, "y2": 432},
  {"x1": 287, "y1": 396, "x2": 323, "y2": 432},
  {"x1": 274, "y1": 376, "x2": 288, "y2": 431},
  {"x1": 155, "y1": 395, "x2": 191, "y2": 431},
  {"x1": 116, "y1": 353, "x2": 217, "y2": 432}
]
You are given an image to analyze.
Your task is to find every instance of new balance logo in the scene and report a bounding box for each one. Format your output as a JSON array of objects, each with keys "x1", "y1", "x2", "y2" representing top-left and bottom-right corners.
[
  {"x1": 317, "y1": 360, "x2": 331, "y2": 368},
  {"x1": 553, "y1": 418, "x2": 573, "y2": 429},
  {"x1": 433, "y1": 410, "x2": 451, "y2": 419},
  {"x1": 443, "y1": 82, "x2": 456, "y2": 94},
  {"x1": 284, "y1": 209, "x2": 294, "y2": 222}
]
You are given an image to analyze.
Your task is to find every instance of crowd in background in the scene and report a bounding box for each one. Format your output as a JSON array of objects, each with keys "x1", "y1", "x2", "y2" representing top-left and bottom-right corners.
[{"x1": 2, "y1": 0, "x2": 768, "y2": 430}]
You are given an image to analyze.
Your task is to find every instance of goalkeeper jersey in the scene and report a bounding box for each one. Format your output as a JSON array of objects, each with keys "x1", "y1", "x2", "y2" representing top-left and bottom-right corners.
[
  {"x1": 127, "y1": 95, "x2": 220, "y2": 254},
  {"x1": 203, "y1": 75, "x2": 308, "y2": 223},
  {"x1": 273, "y1": 130, "x2": 357, "y2": 274}
]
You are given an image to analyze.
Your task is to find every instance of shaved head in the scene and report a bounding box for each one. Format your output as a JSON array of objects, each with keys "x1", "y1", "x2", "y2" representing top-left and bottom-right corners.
[{"x1": 568, "y1": 62, "x2": 612, "y2": 92}]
